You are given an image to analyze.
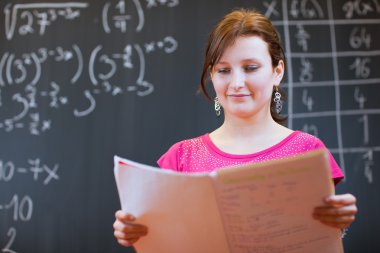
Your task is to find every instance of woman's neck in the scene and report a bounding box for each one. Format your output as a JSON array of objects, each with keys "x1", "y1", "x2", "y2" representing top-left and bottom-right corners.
[
  {"x1": 220, "y1": 112, "x2": 280, "y2": 138},
  {"x1": 209, "y1": 113, "x2": 292, "y2": 154}
]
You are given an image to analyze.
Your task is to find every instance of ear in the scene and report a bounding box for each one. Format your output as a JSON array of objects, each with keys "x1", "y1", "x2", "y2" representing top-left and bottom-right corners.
[{"x1": 273, "y1": 60, "x2": 285, "y2": 85}]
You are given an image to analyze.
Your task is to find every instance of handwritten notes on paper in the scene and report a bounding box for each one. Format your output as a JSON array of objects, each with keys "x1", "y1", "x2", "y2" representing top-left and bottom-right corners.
[
  {"x1": 114, "y1": 150, "x2": 343, "y2": 253},
  {"x1": 214, "y1": 152, "x2": 342, "y2": 253}
]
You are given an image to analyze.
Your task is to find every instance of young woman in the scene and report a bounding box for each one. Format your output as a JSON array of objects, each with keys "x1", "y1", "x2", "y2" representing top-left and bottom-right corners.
[{"x1": 113, "y1": 8, "x2": 357, "y2": 247}]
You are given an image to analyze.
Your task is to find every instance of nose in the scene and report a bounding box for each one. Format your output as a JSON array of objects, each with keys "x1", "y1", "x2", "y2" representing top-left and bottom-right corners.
[{"x1": 230, "y1": 71, "x2": 245, "y2": 90}]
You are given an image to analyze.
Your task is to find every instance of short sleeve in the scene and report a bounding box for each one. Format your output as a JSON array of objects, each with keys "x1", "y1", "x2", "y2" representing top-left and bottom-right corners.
[
  {"x1": 314, "y1": 139, "x2": 345, "y2": 185},
  {"x1": 157, "y1": 142, "x2": 181, "y2": 172}
]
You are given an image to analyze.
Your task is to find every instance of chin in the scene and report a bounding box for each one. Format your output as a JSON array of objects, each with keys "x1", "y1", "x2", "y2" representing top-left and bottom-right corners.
[{"x1": 229, "y1": 110, "x2": 256, "y2": 118}]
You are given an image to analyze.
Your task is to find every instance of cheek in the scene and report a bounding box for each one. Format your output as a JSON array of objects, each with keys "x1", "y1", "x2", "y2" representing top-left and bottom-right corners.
[
  {"x1": 247, "y1": 73, "x2": 275, "y2": 89},
  {"x1": 246, "y1": 78, "x2": 265, "y2": 92},
  {"x1": 246, "y1": 80, "x2": 274, "y2": 101},
  {"x1": 211, "y1": 78, "x2": 226, "y2": 96}
]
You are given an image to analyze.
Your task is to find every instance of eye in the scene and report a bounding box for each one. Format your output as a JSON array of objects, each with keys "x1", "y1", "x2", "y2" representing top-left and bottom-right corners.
[
  {"x1": 244, "y1": 65, "x2": 259, "y2": 72},
  {"x1": 216, "y1": 68, "x2": 230, "y2": 74}
]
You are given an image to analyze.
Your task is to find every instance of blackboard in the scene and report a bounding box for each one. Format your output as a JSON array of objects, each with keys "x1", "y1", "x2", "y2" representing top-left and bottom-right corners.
[{"x1": 0, "y1": 0, "x2": 379, "y2": 252}]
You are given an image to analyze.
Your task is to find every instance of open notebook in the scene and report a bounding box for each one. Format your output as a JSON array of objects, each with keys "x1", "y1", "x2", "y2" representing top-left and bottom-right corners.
[{"x1": 114, "y1": 149, "x2": 343, "y2": 253}]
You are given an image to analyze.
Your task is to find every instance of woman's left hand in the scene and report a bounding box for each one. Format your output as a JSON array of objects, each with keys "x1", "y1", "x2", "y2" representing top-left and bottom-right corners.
[{"x1": 313, "y1": 193, "x2": 357, "y2": 229}]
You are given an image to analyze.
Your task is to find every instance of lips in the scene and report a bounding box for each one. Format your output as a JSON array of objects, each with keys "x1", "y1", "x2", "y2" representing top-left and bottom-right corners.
[{"x1": 227, "y1": 94, "x2": 251, "y2": 97}]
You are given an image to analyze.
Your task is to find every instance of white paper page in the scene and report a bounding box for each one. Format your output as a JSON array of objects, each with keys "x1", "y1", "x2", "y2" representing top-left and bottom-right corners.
[
  {"x1": 114, "y1": 156, "x2": 229, "y2": 253},
  {"x1": 212, "y1": 150, "x2": 343, "y2": 253}
]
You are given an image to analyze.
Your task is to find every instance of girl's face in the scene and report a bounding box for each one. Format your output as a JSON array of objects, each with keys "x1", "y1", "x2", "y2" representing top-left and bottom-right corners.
[{"x1": 211, "y1": 36, "x2": 284, "y2": 120}]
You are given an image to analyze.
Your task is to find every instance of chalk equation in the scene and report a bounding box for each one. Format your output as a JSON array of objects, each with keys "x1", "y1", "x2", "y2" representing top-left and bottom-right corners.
[
  {"x1": 0, "y1": 37, "x2": 178, "y2": 134},
  {"x1": 4, "y1": 2, "x2": 89, "y2": 40},
  {"x1": 285, "y1": 0, "x2": 380, "y2": 20},
  {"x1": 0, "y1": 195, "x2": 33, "y2": 253},
  {"x1": 101, "y1": 0, "x2": 178, "y2": 33},
  {"x1": 2, "y1": 227, "x2": 17, "y2": 253},
  {"x1": 0, "y1": 157, "x2": 58, "y2": 253},
  {"x1": 1, "y1": 0, "x2": 179, "y2": 135},
  {"x1": 0, "y1": 195, "x2": 33, "y2": 222},
  {"x1": 4, "y1": 0, "x2": 179, "y2": 40},
  {"x1": 342, "y1": 0, "x2": 380, "y2": 19},
  {"x1": 289, "y1": 0, "x2": 325, "y2": 19},
  {"x1": 0, "y1": 158, "x2": 59, "y2": 185},
  {"x1": 1, "y1": 1, "x2": 179, "y2": 250}
]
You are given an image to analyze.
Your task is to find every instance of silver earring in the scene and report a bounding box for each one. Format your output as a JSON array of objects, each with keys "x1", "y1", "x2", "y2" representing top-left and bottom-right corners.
[
  {"x1": 214, "y1": 97, "x2": 221, "y2": 117},
  {"x1": 274, "y1": 87, "x2": 282, "y2": 114}
]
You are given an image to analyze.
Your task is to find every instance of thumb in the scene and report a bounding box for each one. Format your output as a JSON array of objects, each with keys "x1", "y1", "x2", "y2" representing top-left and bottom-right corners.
[{"x1": 116, "y1": 210, "x2": 136, "y2": 221}]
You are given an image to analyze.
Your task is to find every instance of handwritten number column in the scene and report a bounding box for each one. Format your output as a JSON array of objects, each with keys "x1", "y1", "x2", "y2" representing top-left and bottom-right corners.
[
  {"x1": 283, "y1": 1, "x2": 343, "y2": 168},
  {"x1": 332, "y1": 0, "x2": 380, "y2": 185}
]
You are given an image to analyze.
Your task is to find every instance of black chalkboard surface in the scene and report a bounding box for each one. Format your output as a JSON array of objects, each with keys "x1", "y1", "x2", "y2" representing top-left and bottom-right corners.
[{"x1": 0, "y1": 1, "x2": 379, "y2": 253}]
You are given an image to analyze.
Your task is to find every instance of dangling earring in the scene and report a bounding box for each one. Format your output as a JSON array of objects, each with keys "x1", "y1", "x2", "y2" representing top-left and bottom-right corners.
[
  {"x1": 214, "y1": 97, "x2": 221, "y2": 117},
  {"x1": 273, "y1": 87, "x2": 282, "y2": 114}
]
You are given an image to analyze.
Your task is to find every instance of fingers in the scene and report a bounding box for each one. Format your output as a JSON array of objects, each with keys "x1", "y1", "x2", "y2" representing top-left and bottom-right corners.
[
  {"x1": 313, "y1": 195, "x2": 358, "y2": 229},
  {"x1": 313, "y1": 212, "x2": 355, "y2": 227},
  {"x1": 115, "y1": 210, "x2": 136, "y2": 222},
  {"x1": 117, "y1": 237, "x2": 140, "y2": 247},
  {"x1": 113, "y1": 210, "x2": 148, "y2": 247},
  {"x1": 114, "y1": 229, "x2": 148, "y2": 240},
  {"x1": 324, "y1": 194, "x2": 357, "y2": 207},
  {"x1": 314, "y1": 204, "x2": 357, "y2": 216},
  {"x1": 313, "y1": 213, "x2": 354, "y2": 229},
  {"x1": 113, "y1": 219, "x2": 148, "y2": 234},
  {"x1": 117, "y1": 238, "x2": 139, "y2": 247}
]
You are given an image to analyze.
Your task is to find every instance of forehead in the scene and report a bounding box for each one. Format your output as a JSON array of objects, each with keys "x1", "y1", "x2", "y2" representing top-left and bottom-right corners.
[{"x1": 218, "y1": 36, "x2": 271, "y2": 63}]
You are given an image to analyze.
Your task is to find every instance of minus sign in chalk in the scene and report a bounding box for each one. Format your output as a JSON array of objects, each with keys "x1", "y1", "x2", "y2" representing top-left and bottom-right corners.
[{"x1": 127, "y1": 86, "x2": 137, "y2": 91}]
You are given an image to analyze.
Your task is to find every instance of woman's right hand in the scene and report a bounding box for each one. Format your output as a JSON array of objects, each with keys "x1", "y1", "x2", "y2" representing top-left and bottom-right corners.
[{"x1": 113, "y1": 210, "x2": 148, "y2": 247}]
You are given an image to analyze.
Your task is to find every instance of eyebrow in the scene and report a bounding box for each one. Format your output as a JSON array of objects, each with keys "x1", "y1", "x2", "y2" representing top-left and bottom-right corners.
[{"x1": 216, "y1": 58, "x2": 260, "y2": 65}]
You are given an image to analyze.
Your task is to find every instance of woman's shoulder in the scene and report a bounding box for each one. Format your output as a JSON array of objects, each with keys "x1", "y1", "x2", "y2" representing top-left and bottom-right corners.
[
  {"x1": 260, "y1": 130, "x2": 330, "y2": 162},
  {"x1": 159, "y1": 133, "x2": 209, "y2": 159},
  {"x1": 292, "y1": 130, "x2": 320, "y2": 140},
  {"x1": 157, "y1": 134, "x2": 209, "y2": 170},
  {"x1": 285, "y1": 130, "x2": 327, "y2": 150},
  {"x1": 166, "y1": 134, "x2": 208, "y2": 152}
]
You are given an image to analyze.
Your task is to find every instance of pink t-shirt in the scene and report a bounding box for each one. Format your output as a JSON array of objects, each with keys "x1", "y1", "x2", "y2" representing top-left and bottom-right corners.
[{"x1": 157, "y1": 131, "x2": 344, "y2": 185}]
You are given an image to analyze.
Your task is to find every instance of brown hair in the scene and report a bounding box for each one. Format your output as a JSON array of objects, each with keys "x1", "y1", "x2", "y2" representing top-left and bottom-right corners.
[{"x1": 199, "y1": 8, "x2": 287, "y2": 124}]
